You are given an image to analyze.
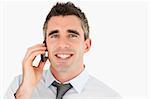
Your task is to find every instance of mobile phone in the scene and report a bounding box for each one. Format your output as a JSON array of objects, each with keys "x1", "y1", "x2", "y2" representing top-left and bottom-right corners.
[{"x1": 41, "y1": 40, "x2": 48, "y2": 62}]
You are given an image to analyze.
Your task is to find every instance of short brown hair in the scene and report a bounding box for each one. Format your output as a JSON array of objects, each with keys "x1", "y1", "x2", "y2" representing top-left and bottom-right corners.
[{"x1": 43, "y1": 2, "x2": 89, "y2": 40}]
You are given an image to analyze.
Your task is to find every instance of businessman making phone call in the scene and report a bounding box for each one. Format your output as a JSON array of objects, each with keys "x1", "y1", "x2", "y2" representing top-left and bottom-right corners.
[{"x1": 5, "y1": 2, "x2": 121, "y2": 99}]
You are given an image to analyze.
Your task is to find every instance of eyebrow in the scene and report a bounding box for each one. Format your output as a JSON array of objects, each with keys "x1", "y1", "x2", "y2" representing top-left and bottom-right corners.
[
  {"x1": 48, "y1": 30, "x2": 59, "y2": 36},
  {"x1": 67, "y1": 29, "x2": 80, "y2": 36},
  {"x1": 48, "y1": 29, "x2": 80, "y2": 36}
]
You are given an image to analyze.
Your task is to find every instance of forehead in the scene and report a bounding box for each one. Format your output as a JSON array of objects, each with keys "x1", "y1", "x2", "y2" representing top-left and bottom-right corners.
[{"x1": 47, "y1": 15, "x2": 84, "y2": 33}]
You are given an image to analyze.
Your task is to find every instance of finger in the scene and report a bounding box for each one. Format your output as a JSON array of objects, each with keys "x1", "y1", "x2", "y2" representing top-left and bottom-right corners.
[
  {"x1": 24, "y1": 50, "x2": 46, "y2": 66},
  {"x1": 26, "y1": 44, "x2": 46, "y2": 55},
  {"x1": 30, "y1": 43, "x2": 45, "y2": 48},
  {"x1": 24, "y1": 45, "x2": 46, "y2": 61}
]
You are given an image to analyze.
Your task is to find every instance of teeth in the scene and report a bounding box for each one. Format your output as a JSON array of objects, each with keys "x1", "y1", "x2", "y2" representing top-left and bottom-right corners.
[{"x1": 56, "y1": 54, "x2": 71, "y2": 59}]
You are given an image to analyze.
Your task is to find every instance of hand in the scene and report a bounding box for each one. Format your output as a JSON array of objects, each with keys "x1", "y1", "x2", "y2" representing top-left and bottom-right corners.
[{"x1": 15, "y1": 44, "x2": 47, "y2": 99}]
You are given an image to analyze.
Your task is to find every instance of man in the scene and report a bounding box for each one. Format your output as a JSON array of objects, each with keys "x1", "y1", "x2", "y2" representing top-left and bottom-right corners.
[{"x1": 5, "y1": 2, "x2": 121, "y2": 99}]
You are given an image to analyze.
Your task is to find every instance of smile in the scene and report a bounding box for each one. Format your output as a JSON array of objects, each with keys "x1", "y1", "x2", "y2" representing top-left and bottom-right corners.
[{"x1": 55, "y1": 54, "x2": 73, "y2": 59}]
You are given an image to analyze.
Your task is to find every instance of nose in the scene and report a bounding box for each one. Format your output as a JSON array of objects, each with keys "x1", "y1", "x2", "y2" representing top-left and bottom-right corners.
[{"x1": 57, "y1": 37, "x2": 70, "y2": 49}]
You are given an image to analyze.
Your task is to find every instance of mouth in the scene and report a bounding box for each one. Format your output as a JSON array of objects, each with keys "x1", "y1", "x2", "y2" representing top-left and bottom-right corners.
[{"x1": 55, "y1": 53, "x2": 74, "y2": 60}]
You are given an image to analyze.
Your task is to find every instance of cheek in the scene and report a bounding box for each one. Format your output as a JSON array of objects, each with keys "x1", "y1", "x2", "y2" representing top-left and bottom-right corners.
[
  {"x1": 46, "y1": 39, "x2": 56, "y2": 48},
  {"x1": 75, "y1": 43, "x2": 85, "y2": 55}
]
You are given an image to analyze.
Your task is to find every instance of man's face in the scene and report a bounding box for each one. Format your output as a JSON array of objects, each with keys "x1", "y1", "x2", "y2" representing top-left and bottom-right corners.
[{"x1": 46, "y1": 15, "x2": 91, "y2": 72}]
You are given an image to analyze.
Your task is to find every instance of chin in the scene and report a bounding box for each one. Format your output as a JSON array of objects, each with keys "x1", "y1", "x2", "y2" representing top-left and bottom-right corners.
[
  {"x1": 55, "y1": 66, "x2": 70, "y2": 73},
  {"x1": 51, "y1": 62, "x2": 69, "y2": 71}
]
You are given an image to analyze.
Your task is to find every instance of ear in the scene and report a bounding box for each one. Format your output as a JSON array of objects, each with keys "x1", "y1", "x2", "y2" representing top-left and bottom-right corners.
[{"x1": 84, "y1": 38, "x2": 91, "y2": 53}]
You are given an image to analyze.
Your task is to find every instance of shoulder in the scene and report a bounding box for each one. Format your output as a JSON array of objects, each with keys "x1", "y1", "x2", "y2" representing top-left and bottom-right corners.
[
  {"x1": 7, "y1": 70, "x2": 48, "y2": 89},
  {"x1": 85, "y1": 75, "x2": 121, "y2": 98},
  {"x1": 9, "y1": 74, "x2": 22, "y2": 89},
  {"x1": 4, "y1": 74, "x2": 22, "y2": 99}
]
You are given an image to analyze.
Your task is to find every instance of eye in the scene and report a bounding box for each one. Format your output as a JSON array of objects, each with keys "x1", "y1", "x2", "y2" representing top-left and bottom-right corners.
[
  {"x1": 50, "y1": 34, "x2": 59, "y2": 38},
  {"x1": 68, "y1": 34, "x2": 78, "y2": 38}
]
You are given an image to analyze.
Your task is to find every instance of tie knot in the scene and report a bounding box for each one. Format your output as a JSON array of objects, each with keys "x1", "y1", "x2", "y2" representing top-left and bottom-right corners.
[
  {"x1": 52, "y1": 81, "x2": 73, "y2": 99},
  {"x1": 52, "y1": 81, "x2": 72, "y2": 88}
]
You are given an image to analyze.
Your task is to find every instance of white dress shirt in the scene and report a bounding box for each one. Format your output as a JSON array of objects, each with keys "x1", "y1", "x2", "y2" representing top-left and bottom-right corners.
[{"x1": 4, "y1": 68, "x2": 121, "y2": 99}]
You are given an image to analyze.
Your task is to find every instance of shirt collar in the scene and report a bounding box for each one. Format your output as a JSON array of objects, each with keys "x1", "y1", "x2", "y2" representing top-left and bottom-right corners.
[
  {"x1": 44, "y1": 67, "x2": 89, "y2": 94},
  {"x1": 69, "y1": 68, "x2": 89, "y2": 94},
  {"x1": 44, "y1": 69, "x2": 56, "y2": 88}
]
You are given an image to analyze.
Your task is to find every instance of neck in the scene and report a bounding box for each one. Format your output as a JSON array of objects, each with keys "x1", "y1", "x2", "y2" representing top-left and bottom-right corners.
[{"x1": 50, "y1": 65, "x2": 84, "y2": 83}]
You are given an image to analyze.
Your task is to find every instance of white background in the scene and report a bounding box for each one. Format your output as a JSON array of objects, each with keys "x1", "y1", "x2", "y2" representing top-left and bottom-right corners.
[{"x1": 0, "y1": 0, "x2": 150, "y2": 99}]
